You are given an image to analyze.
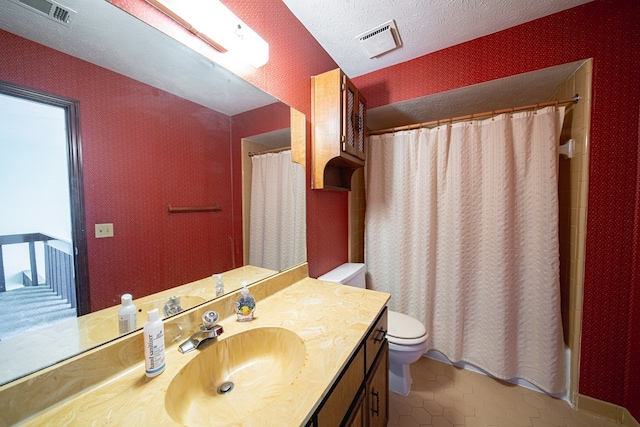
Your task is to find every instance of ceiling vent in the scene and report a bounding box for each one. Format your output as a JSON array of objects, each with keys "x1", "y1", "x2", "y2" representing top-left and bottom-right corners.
[
  {"x1": 8, "y1": 0, "x2": 76, "y2": 26},
  {"x1": 356, "y1": 20, "x2": 401, "y2": 59}
]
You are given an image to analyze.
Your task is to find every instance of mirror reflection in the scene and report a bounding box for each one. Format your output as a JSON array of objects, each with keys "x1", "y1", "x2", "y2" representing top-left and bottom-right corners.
[{"x1": 0, "y1": 0, "x2": 306, "y2": 386}]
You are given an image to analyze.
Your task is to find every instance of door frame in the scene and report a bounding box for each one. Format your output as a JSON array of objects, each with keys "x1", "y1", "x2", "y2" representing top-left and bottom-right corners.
[{"x1": 0, "y1": 80, "x2": 90, "y2": 315}]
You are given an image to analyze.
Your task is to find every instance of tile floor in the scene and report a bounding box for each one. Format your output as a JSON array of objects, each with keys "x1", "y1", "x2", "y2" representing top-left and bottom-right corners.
[{"x1": 388, "y1": 357, "x2": 621, "y2": 427}]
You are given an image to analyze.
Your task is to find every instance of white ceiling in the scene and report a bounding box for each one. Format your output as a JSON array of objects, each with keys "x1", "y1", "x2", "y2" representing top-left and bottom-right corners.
[
  {"x1": 0, "y1": 0, "x2": 592, "y2": 121},
  {"x1": 0, "y1": 0, "x2": 277, "y2": 115},
  {"x1": 367, "y1": 60, "x2": 586, "y2": 131},
  {"x1": 282, "y1": 0, "x2": 593, "y2": 78}
]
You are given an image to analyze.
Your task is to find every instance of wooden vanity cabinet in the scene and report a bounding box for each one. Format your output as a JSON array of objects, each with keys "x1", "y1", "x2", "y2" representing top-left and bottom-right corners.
[
  {"x1": 366, "y1": 341, "x2": 388, "y2": 427},
  {"x1": 311, "y1": 68, "x2": 366, "y2": 191},
  {"x1": 311, "y1": 307, "x2": 388, "y2": 426}
]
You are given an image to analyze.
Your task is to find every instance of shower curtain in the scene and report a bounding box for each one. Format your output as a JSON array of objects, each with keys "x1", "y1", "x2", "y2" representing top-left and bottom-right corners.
[
  {"x1": 365, "y1": 106, "x2": 566, "y2": 393},
  {"x1": 249, "y1": 150, "x2": 306, "y2": 271}
]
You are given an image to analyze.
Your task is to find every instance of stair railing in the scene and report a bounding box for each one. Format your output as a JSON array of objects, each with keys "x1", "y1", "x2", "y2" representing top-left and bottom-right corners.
[{"x1": 0, "y1": 234, "x2": 76, "y2": 310}]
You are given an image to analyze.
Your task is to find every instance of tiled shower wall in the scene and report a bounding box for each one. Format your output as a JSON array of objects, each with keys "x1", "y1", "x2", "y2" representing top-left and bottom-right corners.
[
  {"x1": 556, "y1": 59, "x2": 593, "y2": 405},
  {"x1": 348, "y1": 168, "x2": 365, "y2": 263}
]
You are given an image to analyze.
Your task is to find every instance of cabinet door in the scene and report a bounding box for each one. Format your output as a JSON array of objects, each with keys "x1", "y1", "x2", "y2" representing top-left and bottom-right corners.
[
  {"x1": 316, "y1": 346, "x2": 365, "y2": 426},
  {"x1": 366, "y1": 341, "x2": 388, "y2": 427},
  {"x1": 342, "y1": 76, "x2": 360, "y2": 159},
  {"x1": 355, "y1": 92, "x2": 366, "y2": 161},
  {"x1": 344, "y1": 388, "x2": 365, "y2": 427}
]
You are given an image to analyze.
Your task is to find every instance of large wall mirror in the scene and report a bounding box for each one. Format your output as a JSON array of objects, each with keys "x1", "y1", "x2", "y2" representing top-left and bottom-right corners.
[{"x1": 0, "y1": 0, "x2": 306, "y2": 385}]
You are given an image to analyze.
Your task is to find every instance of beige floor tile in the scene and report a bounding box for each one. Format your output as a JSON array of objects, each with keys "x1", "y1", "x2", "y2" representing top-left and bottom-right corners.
[
  {"x1": 411, "y1": 407, "x2": 432, "y2": 424},
  {"x1": 443, "y1": 407, "x2": 466, "y2": 425},
  {"x1": 431, "y1": 415, "x2": 455, "y2": 427},
  {"x1": 387, "y1": 357, "x2": 622, "y2": 427},
  {"x1": 453, "y1": 399, "x2": 476, "y2": 417},
  {"x1": 531, "y1": 416, "x2": 557, "y2": 427},
  {"x1": 424, "y1": 399, "x2": 445, "y2": 416}
]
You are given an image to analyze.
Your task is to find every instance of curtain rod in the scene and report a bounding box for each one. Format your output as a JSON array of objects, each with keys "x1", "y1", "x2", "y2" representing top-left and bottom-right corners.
[
  {"x1": 368, "y1": 94, "x2": 580, "y2": 136},
  {"x1": 248, "y1": 146, "x2": 291, "y2": 157}
]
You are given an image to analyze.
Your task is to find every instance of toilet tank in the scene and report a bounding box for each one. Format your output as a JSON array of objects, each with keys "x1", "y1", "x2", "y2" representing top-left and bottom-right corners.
[{"x1": 317, "y1": 263, "x2": 366, "y2": 289}]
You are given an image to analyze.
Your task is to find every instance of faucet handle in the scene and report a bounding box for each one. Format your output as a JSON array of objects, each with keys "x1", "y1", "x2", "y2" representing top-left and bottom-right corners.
[
  {"x1": 201, "y1": 311, "x2": 219, "y2": 330},
  {"x1": 163, "y1": 296, "x2": 182, "y2": 317}
]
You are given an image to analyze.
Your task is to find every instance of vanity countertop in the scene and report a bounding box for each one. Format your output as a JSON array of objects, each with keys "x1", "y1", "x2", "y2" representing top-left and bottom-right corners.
[
  {"x1": 0, "y1": 265, "x2": 277, "y2": 387},
  {"x1": 16, "y1": 276, "x2": 390, "y2": 426}
]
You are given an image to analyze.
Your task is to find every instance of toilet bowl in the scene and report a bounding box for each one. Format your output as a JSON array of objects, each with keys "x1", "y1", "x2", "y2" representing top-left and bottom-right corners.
[{"x1": 317, "y1": 263, "x2": 428, "y2": 395}]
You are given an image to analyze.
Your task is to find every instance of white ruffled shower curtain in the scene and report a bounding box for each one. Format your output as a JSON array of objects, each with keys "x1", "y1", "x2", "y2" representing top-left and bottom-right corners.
[
  {"x1": 365, "y1": 106, "x2": 566, "y2": 393},
  {"x1": 249, "y1": 150, "x2": 306, "y2": 271}
]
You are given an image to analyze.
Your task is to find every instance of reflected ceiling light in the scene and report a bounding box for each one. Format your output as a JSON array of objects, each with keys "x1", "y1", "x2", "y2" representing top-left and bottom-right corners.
[{"x1": 146, "y1": 0, "x2": 269, "y2": 68}]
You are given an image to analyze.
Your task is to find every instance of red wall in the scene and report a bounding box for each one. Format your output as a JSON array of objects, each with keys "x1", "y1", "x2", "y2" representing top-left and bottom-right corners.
[
  {"x1": 108, "y1": 0, "x2": 640, "y2": 414},
  {"x1": 110, "y1": 0, "x2": 347, "y2": 280},
  {"x1": 8, "y1": 0, "x2": 637, "y2": 417},
  {"x1": 0, "y1": 30, "x2": 236, "y2": 311},
  {"x1": 353, "y1": 0, "x2": 640, "y2": 417}
]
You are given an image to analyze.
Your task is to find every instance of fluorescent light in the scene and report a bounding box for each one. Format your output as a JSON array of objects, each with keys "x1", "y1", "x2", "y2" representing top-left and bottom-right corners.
[{"x1": 147, "y1": 0, "x2": 269, "y2": 68}]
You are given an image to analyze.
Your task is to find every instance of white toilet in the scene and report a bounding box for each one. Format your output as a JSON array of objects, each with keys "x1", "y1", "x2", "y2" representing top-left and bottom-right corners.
[{"x1": 318, "y1": 263, "x2": 428, "y2": 395}]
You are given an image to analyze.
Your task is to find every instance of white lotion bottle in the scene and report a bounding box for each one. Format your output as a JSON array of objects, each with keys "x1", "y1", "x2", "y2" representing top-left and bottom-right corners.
[
  {"x1": 143, "y1": 308, "x2": 165, "y2": 377},
  {"x1": 118, "y1": 293, "x2": 137, "y2": 334}
]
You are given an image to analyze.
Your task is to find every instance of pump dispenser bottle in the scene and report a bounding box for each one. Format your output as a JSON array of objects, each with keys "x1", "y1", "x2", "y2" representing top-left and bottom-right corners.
[
  {"x1": 235, "y1": 281, "x2": 255, "y2": 322},
  {"x1": 144, "y1": 308, "x2": 165, "y2": 377},
  {"x1": 118, "y1": 293, "x2": 137, "y2": 334}
]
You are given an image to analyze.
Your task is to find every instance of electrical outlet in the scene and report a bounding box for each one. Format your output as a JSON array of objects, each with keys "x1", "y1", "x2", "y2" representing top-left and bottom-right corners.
[{"x1": 95, "y1": 223, "x2": 114, "y2": 238}]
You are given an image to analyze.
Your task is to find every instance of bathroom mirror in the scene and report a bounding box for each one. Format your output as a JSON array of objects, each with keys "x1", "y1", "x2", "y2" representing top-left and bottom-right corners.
[{"x1": 0, "y1": 0, "x2": 306, "y2": 385}]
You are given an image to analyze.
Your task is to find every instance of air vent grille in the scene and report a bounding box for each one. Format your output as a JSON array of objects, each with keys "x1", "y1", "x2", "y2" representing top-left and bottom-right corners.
[
  {"x1": 52, "y1": 5, "x2": 70, "y2": 23},
  {"x1": 356, "y1": 20, "x2": 401, "y2": 59},
  {"x1": 359, "y1": 25, "x2": 391, "y2": 42},
  {"x1": 8, "y1": 0, "x2": 76, "y2": 26}
]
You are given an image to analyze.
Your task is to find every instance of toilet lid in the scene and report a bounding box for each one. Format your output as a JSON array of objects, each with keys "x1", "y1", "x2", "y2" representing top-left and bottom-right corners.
[{"x1": 387, "y1": 310, "x2": 427, "y2": 341}]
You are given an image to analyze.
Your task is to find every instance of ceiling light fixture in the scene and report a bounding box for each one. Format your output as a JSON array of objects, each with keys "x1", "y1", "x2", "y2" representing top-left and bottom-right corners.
[{"x1": 146, "y1": 0, "x2": 269, "y2": 68}]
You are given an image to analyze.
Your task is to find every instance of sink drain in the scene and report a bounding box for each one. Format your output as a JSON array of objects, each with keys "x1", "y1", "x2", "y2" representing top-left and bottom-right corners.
[{"x1": 217, "y1": 381, "x2": 234, "y2": 394}]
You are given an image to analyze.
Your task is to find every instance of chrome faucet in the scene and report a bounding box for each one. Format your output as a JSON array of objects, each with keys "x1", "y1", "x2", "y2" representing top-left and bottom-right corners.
[
  {"x1": 163, "y1": 296, "x2": 183, "y2": 317},
  {"x1": 178, "y1": 310, "x2": 224, "y2": 354}
]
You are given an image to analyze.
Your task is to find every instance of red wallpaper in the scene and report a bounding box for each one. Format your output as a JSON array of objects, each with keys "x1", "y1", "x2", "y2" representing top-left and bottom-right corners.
[
  {"x1": 354, "y1": 0, "x2": 640, "y2": 417},
  {"x1": 109, "y1": 0, "x2": 347, "y2": 280},
  {"x1": 217, "y1": 0, "x2": 349, "y2": 279},
  {"x1": 0, "y1": 30, "x2": 236, "y2": 311},
  {"x1": 626, "y1": 105, "x2": 640, "y2": 413},
  {"x1": 8, "y1": 0, "x2": 637, "y2": 417}
]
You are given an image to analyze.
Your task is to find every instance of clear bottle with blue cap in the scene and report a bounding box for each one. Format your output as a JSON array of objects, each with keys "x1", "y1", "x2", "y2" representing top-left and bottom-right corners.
[{"x1": 235, "y1": 281, "x2": 255, "y2": 322}]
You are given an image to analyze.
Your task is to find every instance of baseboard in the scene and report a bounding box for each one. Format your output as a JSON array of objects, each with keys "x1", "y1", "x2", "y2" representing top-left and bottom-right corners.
[{"x1": 576, "y1": 394, "x2": 639, "y2": 427}]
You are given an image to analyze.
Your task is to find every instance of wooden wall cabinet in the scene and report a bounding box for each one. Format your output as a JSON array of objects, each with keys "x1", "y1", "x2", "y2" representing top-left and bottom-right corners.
[
  {"x1": 310, "y1": 307, "x2": 388, "y2": 426},
  {"x1": 312, "y1": 68, "x2": 366, "y2": 191}
]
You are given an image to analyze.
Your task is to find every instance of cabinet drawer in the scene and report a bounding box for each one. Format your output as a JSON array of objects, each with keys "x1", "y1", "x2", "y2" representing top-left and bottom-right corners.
[{"x1": 365, "y1": 307, "x2": 388, "y2": 374}]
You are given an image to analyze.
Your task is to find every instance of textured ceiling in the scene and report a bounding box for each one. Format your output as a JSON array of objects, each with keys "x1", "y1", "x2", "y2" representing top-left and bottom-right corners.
[
  {"x1": 0, "y1": 0, "x2": 277, "y2": 115},
  {"x1": 282, "y1": 0, "x2": 593, "y2": 78},
  {"x1": 1, "y1": 0, "x2": 594, "y2": 117}
]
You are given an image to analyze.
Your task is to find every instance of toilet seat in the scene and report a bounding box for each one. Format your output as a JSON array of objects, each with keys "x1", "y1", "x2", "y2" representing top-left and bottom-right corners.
[{"x1": 387, "y1": 310, "x2": 428, "y2": 346}]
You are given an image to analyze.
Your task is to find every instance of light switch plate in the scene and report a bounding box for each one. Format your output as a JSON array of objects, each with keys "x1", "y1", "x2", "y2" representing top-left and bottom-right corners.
[{"x1": 95, "y1": 223, "x2": 114, "y2": 238}]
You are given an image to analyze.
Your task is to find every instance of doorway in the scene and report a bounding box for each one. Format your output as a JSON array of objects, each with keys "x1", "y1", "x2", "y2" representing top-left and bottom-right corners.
[{"x1": 0, "y1": 81, "x2": 89, "y2": 337}]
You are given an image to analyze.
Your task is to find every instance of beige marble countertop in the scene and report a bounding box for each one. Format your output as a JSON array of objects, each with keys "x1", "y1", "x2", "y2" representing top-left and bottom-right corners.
[
  {"x1": 12, "y1": 274, "x2": 389, "y2": 426},
  {"x1": 0, "y1": 265, "x2": 277, "y2": 387}
]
